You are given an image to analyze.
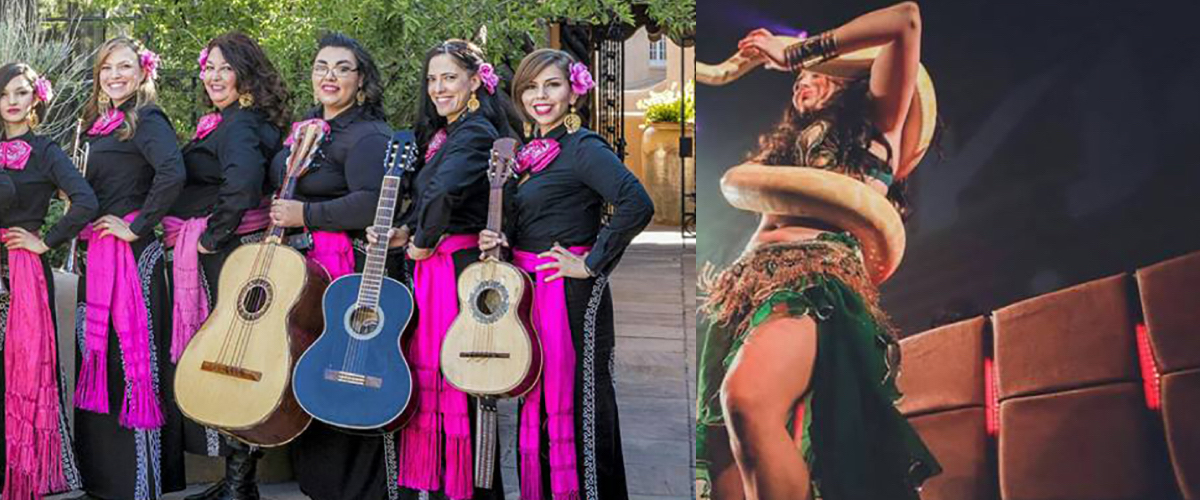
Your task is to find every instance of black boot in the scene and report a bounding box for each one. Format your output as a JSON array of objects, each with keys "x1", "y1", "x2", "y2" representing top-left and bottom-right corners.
[
  {"x1": 187, "y1": 440, "x2": 263, "y2": 500},
  {"x1": 184, "y1": 479, "x2": 226, "y2": 500},
  {"x1": 223, "y1": 440, "x2": 264, "y2": 500}
]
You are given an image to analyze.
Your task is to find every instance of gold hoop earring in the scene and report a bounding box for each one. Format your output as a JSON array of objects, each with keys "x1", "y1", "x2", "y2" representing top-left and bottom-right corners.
[
  {"x1": 239, "y1": 93, "x2": 254, "y2": 108},
  {"x1": 466, "y1": 92, "x2": 480, "y2": 113},
  {"x1": 523, "y1": 122, "x2": 533, "y2": 138},
  {"x1": 356, "y1": 90, "x2": 366, "y2": 106},
  {"x1": 564, "y1": 105, "x2": 582, "y2": 134}
]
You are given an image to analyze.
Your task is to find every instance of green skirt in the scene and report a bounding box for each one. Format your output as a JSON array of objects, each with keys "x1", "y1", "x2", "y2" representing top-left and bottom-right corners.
[{"x1": 696, "y1": 235, "x2": 940, "y2": 499}]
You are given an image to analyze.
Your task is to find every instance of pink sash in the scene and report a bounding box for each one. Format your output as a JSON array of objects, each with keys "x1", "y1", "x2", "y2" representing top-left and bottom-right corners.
[
  {"x1": 74, "y1": 211, "x2": 164, "y2": 429},
  {"x1": 513, "y1": 247, "x2": 590, "y2": 500},
  {"x1": 397, "y1": 234, "x2": 478, "y2": 499},
  {"x1": 1, "y1": 231, "x2": 68, "y2": 499},
  {"x1": 308, "y1": 231, "x2": 355, "y2": 280},
  {"x1": 161, "y1": 205, "x2": 271, "y2": 362}
]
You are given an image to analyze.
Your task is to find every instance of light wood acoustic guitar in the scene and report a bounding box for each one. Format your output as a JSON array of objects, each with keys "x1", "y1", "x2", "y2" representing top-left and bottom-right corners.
[
  {"x1": 439, "y1": 137, "x2": 542, "y2": 487},
  {"x1": 174, "y1": 124, "x2": 331, "y2": 446}
]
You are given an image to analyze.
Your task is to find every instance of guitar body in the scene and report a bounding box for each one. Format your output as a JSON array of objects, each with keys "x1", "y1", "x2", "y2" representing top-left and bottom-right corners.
[
  {"x1": 293, "y1": 274, "x2": 415, "y2": 434},
  {"x1": 174, "y1": 243, "x2": 329, "y2": 446},
  {"x1": 440, "y1": 260, "x2": 541, "y2": 397}
]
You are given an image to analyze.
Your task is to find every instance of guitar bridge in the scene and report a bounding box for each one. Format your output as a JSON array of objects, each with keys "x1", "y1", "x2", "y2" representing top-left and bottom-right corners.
[
  {"x1": 324, "y1": 369, "x2": 383, "y2": 388},
  {"x1": 459, "y1": 352, "x2": 511, "y2": 359},
  {"x1": 201, "y1": 361, "x2": 262, "y2": 382}
]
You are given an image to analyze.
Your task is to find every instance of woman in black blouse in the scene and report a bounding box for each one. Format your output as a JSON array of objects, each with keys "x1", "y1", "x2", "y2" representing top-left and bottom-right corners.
[
  {"x1": 266, "y1": 33, "x2": 395, "y2": 500},
  {"x1": 479, "y1": 48, "x2": 653, "y2": 500},
  {"x1": 0, "y1": 62, "x2": 95, "y2": 499},
  {"x1": 166, "y1": 32, "x2": 288, "y2": 500},
  {"x1": 374, "y1": 38, "x2": 520, "y2": 500},
  {"x1": 71, "y1": 36, "x2": 187, "y2": 500}
]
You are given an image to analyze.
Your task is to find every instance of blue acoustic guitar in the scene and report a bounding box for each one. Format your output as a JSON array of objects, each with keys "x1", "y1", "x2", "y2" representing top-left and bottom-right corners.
[{"x1": 292, "y1": 131, "x2": 418, "y2": 434}]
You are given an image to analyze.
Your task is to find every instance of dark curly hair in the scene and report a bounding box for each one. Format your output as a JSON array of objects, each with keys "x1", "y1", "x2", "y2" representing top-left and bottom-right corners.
[
  {"x1": 752, "y1": 76, "x2": 912, "y2": 217},
  {"x1": 414, "y1": 39, "x2": 521, "y2": 153},
  {"x1": 310, "y1": 32, "x2": 386, "y2": 122},
  {"x1": 203, "y1": 32, "x2": 291, "y2": 130},
  {"x1": 0, "y1": 63, "x2": 48, "y2": 138}
]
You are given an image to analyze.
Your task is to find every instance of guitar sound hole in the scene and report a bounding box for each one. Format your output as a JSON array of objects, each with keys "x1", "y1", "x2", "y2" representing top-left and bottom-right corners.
[
  {"x1": 350, "y1": 307, "x2": 381, "y2": 335},
  {"x1": 475, "y1": 287, "x2": 503, "y2": 316},
  {"x1": 470, "y1": 280, "x2": 509, "y2": 324},
  {"x1": 237, "y1": 279, "x2": 274, "y2": 321}
]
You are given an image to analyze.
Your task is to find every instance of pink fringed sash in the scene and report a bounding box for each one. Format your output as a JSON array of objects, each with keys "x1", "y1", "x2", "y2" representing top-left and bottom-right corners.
[
  {"x1": 161, "y1": 204, "x2": 271, "y2": 362},
  {"x1": 74, "y1": 211, "x2": 164, "y2": 429},
  {"x1": 2, "y1": 231, "x2": 68, "y2": 499},
  {"x1": 397, "y1": 234, "x2": 479, "y2": 499},
  {"x1": 513, "y1": 247, "x2": 590, "y2": 500}
]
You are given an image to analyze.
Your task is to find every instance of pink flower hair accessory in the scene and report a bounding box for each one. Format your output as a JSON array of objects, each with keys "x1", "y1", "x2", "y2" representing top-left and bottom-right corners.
[
  {"x1": 198, "y1": 46, "x2": 210, "y2": 78},
  {"x1": 140, "y1": 50, "x2": 161, "y2": 80},
  {"x1": 569, "y1": 62, "x2": 595, "y2": 96},
  {"x1": 478, "y1": 63, "x2": 499, "y2": 95},
  {"x1": 33, "y1": 77, "x2": 54, "y2": 103}
]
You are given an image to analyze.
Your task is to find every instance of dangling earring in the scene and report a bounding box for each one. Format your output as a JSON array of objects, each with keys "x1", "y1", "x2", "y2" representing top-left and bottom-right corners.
[
  {"x1": 523, "y1": 122, "x2": 534, "y2": 138},
  {"x1": 564, "y1": 104, "x2": 582, "y2": 134},
  {"x1": 28, "y1": 109, "x2": 39, "y2": 129},
  {"x1": 356, "y1": 90, "x2": 366, "y2": 106},
  {"x1": 98, "y1": 92, "x2": 111, "y2": 111},
  {"x1": 239, "y1": 92, "x2": 254, "y2": 108},
  {"x1": 466, "y1": 92, "x2": 480, "y2": 113}
]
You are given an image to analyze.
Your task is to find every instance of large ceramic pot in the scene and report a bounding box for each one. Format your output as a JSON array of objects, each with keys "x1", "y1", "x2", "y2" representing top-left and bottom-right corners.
[{"x1": 641, "y1": 121, "x2": 696, "y2": 225}]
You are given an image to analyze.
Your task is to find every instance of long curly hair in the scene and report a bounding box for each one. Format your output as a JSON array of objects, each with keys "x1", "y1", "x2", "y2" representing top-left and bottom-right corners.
[
  {"x1": 203, "y1": 32, "x2": 291, "y2": 130},
  {"x1": 752, "y1": 76, "x2": 912, "y2": 216},
  {"x1": 414, "y1": 39, "x2": 521, "y2": 155},
  {"x1": 80, "y1": 36, "x2": 158, "y2": 141},
  {"x1": 0, "y1": 63, "x2": 47, "y2": 138}
]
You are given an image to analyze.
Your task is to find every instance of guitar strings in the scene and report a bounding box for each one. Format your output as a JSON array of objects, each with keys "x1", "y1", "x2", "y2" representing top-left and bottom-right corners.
[{"x1": 222, "y1": 130, "x2": 313, "y2": 370}]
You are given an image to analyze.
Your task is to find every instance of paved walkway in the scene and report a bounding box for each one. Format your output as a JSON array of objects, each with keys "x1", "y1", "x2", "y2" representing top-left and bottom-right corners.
[{"x1": 53, "y1": 228, "x2": 697, "y2": 500}]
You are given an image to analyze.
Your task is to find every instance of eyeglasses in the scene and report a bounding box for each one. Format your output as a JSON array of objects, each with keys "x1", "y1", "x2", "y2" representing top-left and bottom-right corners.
[{"x1": 312, "y1": 64, "x2": 358, "y2": 79}]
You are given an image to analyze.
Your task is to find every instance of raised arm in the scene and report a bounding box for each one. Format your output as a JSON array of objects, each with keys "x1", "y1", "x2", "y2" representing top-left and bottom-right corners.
[{"x1": 738, "y1": 2, "x2": 922, "y2": 134}]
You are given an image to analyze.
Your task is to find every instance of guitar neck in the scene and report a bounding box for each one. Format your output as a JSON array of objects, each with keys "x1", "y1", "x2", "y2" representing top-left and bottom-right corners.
[
  {"x1": 357, "y1": 175, "x2": 402, "y2": 307},
  {"x1": 484, "y1": 182, "x2": 504, "y2": 260},
  {"x1": 266, "y1": 175, "x2": 299, "y2": 244},
  {"x1": 267, "y1": 130, "x2": 321, "y2": 244}
]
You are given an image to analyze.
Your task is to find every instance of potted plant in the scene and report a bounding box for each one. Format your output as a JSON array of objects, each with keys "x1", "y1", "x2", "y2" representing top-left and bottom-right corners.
[{"x1": 638, "y1": 80, "x2": 695, "y2": 225}]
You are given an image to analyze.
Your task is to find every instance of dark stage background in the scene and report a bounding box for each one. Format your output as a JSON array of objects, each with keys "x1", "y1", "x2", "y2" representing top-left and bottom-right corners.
[{"x1": 697, "y1": 0, "x2": 1200, "y2": 334}]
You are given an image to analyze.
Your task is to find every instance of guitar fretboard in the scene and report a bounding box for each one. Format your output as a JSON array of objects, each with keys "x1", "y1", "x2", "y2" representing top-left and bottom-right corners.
[{"x1": 357, "y1": 176, "x2": 401, "y2": 307}]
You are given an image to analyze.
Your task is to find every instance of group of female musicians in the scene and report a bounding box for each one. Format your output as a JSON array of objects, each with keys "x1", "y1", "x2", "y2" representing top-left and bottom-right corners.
[{"x1": 0, "y1": 30, "x2": 652, "y2": 500}]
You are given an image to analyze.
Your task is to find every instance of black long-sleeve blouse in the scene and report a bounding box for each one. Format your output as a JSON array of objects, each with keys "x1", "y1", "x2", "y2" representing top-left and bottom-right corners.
[
  {"x1": 170, "y1": 104, "x2": 281, "y2": 251},
  {"x1": 0, "y1": 132, "x2": 98, "y2": 248},
  {"x1": 509, "y1": 125, "x2": 654, "y2": 276},
  {"x1": 84, "y1": 103, "x2": 186, "y2": 237},
  {"x1": 398, "y1": 112, "x2": 496, "y2": 249},
  {"x1": 269, "y1": 105, "x2": 391, "y2": 234}
]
